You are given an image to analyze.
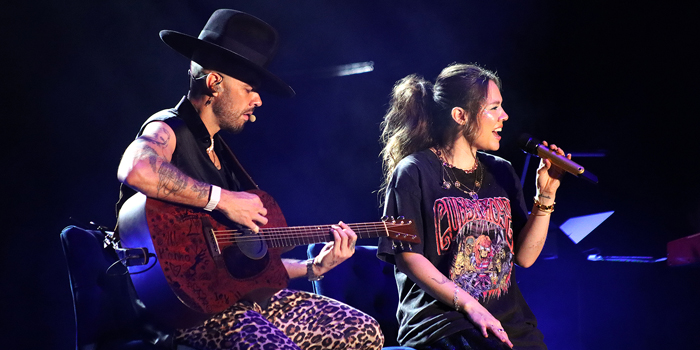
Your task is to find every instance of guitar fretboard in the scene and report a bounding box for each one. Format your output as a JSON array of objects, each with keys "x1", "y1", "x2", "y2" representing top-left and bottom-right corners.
[{"x1": 213, "y1": 221, "x2": 417, "y2": 248}]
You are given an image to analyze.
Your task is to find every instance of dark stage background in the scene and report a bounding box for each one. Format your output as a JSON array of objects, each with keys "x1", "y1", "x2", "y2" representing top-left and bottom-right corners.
[{"x1": 3, "y1": 1, "x2": 699, "y2": 349}]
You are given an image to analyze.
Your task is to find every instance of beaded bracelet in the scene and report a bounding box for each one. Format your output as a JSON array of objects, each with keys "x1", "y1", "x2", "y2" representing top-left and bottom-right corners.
[
  {"x1": 306, "y1": 259, "x2": 324, "y2": 281},
  {"x1": 453, "y1": 285, "x2": 460, "y2": 312},
  {"x1": 533, "y1": 197, "x2": 555, "y2": 213}
]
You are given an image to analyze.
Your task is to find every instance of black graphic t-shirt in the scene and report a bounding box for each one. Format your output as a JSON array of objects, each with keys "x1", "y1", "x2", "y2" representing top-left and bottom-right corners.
[{"x1": 378, "y1": 149, "x2": 546, "y2": 349}]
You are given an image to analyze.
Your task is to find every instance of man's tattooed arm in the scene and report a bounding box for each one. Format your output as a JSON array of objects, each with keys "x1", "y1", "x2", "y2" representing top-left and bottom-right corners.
[
  {"x1": 156, "y1": 162, "x2": 190, "y2": 197},
  {"x1": 140, "y1": 145, "x2": 160, "y2": 173},
  {"x1": 190, "y1": 180, "x2": 210, "y2": 200},
  {"x1": 142, "y1": 127, "x2": 171, "y2": 148},
  {"x1": 135, "y1": 139, "x2": 209, "y2": 200},
  {"x1": 119, "y1": 121, "x2": 221, "y2": 210}
]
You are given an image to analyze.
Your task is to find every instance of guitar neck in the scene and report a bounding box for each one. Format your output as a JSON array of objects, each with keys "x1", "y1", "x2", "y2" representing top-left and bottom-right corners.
[{"x1": 261, "y1": 222, "x2": 394, "y2": 248}]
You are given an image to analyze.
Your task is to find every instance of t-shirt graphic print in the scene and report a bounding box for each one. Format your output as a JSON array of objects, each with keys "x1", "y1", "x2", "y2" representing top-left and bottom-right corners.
[{"x1": 434, "y1": 196, "x2": 514, "y2": 301}]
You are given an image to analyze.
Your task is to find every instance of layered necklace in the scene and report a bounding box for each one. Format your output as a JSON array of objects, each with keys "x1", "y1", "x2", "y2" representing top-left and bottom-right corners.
[{"x1": 432, "y1": 148, "x2": 483, "y2": 200}]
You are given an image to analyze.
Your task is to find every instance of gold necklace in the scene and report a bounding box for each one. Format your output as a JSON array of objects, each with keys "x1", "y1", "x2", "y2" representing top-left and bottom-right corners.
[
  {"x1": 438, "y1": 151, "x2": 478, "y2": 174},
  {"x1": 446, "y1": 163, "x2": 483, "y2": 200},
  {"x1": 432, "y1": 148, "x2": 483, "y2": 200}
]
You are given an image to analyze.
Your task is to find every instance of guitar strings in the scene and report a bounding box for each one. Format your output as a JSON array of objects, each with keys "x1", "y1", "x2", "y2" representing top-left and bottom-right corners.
[
  {"x1": 209, "y1": 222, "x2": 415, "y2": 244},
  {"x1": 213, "y1": 228, "x2": 413, "y2": 239},
  {"x1": 213, "y1": 222, "x2": 408, "y2": 234},
  {"x1": 212, "y1": 222, "x2": 411, "y2": 238},
  {"x1": 213, "y1": 226, "x2": 411, "y2": 237},
  {"x1": 213, "y1": 221, "x2": 405, "y2": 231},
  {"x1": 212, "y1": 229, "x2": 412, "y2": 242}
]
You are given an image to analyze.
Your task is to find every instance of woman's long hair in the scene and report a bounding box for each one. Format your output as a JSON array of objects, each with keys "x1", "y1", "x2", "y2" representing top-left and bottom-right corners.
[{"x1": 379, "y1": 63, "x2": 501, "y2": 198}]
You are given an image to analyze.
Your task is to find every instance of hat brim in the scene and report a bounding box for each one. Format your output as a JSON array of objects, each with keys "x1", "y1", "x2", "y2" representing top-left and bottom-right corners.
[{"x1": 160, "y1": 30, "x2": 295, "y2": 97}]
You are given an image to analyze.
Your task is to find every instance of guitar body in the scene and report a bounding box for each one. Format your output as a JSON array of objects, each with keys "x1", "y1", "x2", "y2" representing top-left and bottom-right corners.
[{"x1": 118, "y1": 189, "x2": 289, "y2": 330}]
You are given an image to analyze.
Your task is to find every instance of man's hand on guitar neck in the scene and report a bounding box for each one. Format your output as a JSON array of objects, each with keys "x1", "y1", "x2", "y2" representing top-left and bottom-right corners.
[
  {"x1": 312, "y1": 221, "x2": 357, "y2": 275},
  {"x1": 216, "y1": 189, "x2": 268, "y2": 233},
  {"x1": 283, "y1": 222, "x2": 358, "y2": 279}
]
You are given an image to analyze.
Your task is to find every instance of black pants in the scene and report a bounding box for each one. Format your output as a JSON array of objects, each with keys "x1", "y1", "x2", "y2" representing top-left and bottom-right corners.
[{"x1": 418, "y1": 328, "x2": 512, "y2": 350}]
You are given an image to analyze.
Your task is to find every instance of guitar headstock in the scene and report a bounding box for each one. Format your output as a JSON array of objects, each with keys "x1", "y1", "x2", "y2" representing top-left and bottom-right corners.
[{"x1": 381, "y1": 216, "x2": 420, "y2": 244}]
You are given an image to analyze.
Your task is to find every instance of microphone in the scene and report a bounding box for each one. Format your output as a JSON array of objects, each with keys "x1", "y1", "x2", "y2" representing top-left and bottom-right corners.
[
  {"x1": 249, "y1": 114, "x2": 256, "y2": 122},
  {"x1": 518, "y1": 134, "x2": 598, "y2": 183}
]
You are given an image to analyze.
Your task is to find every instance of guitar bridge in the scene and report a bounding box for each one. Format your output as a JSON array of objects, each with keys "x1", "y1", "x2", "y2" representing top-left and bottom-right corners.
[{"x1": 201, "y1": 217, "x2": 221, "y2": 258}]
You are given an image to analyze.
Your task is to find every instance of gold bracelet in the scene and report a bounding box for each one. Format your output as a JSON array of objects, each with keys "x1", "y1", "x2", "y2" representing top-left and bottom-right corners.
[{"x1": 533, "y1": 197, "x2": 555, "y2": 213}]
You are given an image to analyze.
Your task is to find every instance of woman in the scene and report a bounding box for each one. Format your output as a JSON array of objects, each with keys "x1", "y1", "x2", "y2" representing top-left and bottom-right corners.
[{"x1": 377, "y1": 63, "x2": 568, "y2": 350}]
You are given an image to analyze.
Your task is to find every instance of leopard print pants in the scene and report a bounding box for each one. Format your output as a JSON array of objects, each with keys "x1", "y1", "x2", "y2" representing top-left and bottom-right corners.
[{"x1": 175, "y1": 289, "x2": 384, "y2": 350}]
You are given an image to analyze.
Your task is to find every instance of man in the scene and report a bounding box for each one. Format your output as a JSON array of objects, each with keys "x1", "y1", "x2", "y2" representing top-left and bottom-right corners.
[{"x1": 116, "y1": 9, "x2": 383, "y2": 350}]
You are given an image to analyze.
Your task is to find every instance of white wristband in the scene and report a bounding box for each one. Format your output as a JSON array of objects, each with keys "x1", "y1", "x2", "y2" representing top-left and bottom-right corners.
[{"x1": 203, "y1": 185, "x2": 221, "y2": 211}]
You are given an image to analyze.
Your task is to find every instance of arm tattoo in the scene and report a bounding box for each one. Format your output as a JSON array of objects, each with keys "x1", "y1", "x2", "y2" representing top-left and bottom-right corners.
[
  {"x1": 140, "y1": 145, "x2": 160, "y2": 173},
  {"x1": 140, "y1": 128, "x2": 171, "y2": 155},
  {"x1": 138, "y1": 128, "x2": 209, "y2": 200},
  {"x1": 149, "y1": 128, "x2": 171, "y2": 148},
  {"x1": 431, "y1": 276, "x2": 450, "y2": 285},
  {"x1": 137, "y1": 126, "x2": 172, "y2": 172},
  {"x1": 191, "y1": 181, "x2": 210, "y2": 200},
  {"x1": 156, "y1": 162, "x2": 189, "y2": 197}
]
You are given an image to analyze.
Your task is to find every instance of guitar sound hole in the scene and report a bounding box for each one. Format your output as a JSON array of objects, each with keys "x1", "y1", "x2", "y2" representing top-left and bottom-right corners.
[{"x1": 222, "y1": 245, "x2": 270, "y2": 279}]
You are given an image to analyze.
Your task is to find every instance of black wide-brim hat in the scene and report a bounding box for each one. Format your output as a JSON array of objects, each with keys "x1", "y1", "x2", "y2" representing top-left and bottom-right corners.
[{"x1": 160, "y1": 9, "x2": 295, "y2": 97}]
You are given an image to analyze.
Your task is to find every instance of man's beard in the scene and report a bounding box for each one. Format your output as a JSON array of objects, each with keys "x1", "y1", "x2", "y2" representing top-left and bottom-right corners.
[{"x1": 212, "y1": 94, "x2": 246, "y2": 134}]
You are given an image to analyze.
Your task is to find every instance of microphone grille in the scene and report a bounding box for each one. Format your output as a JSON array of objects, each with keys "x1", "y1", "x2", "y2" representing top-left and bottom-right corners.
[{"x1": 517, "y1": 133, "x2": 540, "y2": 155}]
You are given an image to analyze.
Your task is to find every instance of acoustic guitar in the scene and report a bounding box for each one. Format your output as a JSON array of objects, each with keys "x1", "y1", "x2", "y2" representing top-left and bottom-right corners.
[{"x1": 117, "y1": 189, "x2": 418, "y2": 329}]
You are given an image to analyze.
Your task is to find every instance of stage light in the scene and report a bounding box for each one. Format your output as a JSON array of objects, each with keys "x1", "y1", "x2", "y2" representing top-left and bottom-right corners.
[
  {"x1": 329, "y1": 61, "x2": 374, "y2": 77},
  {"x1": 286, "y1": 61, "x2": 375, "y2": 80}
]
